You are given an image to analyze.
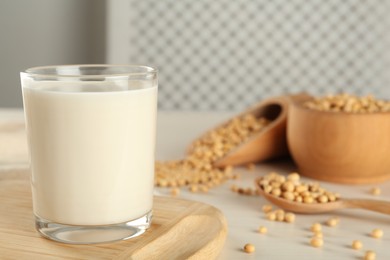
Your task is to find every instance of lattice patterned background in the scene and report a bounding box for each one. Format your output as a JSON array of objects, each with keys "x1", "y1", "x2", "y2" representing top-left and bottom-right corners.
[{"x1": 125, "y1": 0, "x2": 390, "y2": 110}]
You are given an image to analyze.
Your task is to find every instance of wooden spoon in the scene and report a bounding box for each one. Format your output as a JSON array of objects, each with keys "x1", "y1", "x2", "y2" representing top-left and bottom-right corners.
[
  {"x1": 255, "y1": 178, "x2": 390, "y2": 215},
  {"x1": 188, "y1": 94, "x2": 310, "y2": 168}
]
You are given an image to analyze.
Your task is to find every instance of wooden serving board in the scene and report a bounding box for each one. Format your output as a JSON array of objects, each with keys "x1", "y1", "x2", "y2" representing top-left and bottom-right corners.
[{"x1": 0, "y1": 169, "x2": 227, "y2": 259}]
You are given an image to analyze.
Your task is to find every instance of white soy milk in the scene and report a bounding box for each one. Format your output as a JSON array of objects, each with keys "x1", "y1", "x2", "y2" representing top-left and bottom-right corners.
[{"x1": 23, "y1": 82, "x2": 157, "y2": 225}]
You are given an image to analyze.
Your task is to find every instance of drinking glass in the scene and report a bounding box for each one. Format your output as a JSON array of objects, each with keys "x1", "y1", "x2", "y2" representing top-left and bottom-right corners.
[{"x1": 20, "y1": 65, "x2": 158, "y2": 244}]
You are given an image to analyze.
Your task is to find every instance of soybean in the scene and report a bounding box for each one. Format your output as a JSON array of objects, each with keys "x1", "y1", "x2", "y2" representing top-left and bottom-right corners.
[{"x1": 243, "y1": 243, "x2": 255, "y2": 253}]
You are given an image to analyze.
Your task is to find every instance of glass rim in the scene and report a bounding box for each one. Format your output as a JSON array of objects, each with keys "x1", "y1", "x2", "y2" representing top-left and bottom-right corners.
[{"x1": 21, "y1": 64, "x2": 158, "y2": 79}]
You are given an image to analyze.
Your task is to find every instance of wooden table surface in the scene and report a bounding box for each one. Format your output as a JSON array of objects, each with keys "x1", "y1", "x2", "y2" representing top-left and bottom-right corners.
[{"x1": 1, "y1": 109, "x2": 390, "y2": 260}]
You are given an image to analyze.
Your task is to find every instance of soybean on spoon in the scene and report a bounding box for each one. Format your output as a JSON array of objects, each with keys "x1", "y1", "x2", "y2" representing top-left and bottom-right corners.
[{"x1": 255, "y1": 178, "x2": 390, "y2": 215}]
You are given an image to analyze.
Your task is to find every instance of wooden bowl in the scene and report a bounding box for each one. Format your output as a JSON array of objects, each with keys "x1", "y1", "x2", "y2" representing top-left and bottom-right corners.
[{"x1": 287, "y1": 96, "x2": 390, "y2": 184}]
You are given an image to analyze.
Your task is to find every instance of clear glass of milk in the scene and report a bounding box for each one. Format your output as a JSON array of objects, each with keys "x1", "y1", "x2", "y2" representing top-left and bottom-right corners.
[{"x1": 20, "y1": 65, "x2": 158, "y2": 244}]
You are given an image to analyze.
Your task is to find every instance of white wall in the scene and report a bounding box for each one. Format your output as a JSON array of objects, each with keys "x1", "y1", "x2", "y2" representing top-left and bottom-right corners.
[{"x1": 0, "y1": 0, "x2": 106, "y2": 107}]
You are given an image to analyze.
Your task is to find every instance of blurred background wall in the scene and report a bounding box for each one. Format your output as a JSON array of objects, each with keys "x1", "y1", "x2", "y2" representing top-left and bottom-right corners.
[
  {"x1": 109, "y1": 0, "x2": 390, "y2": 111},
  {"x1": 1, "y1": 0, "x2": 389, "y2": 110},
  {"x1": 0, "y1": 0, "x2": 105, "y2": 107}
]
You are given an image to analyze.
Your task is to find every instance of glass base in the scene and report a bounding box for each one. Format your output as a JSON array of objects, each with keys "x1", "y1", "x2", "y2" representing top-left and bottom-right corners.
[{"x1": 35, "y1": 211, "x2": 152, "y2": 244}]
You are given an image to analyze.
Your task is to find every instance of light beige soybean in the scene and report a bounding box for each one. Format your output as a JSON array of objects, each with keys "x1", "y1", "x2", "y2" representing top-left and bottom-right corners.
[
  {"x1": 282, "y1": 191, "x2": 295, "y2": 201},
  {"x1": 276, "y1": 211, "x2": 285, "y2": 222},
  {"x1": 364, "y1": 250, "x2": 376, "y2": 260},
  {"x1": 243, "y1": 243, "x2": 255, "y2": 253},
  {"x1": 284, "y1": 212, "x2": 296, "y2": 223},
  {"x1": 318, "y1": 195, "x2": 329, "y2": 203},
  {"x1": 263, "y1": 185, "x2": 272, "y2": 193},
  {"x1": 287, "y1": 172, "x2": 300, "y2": 182},
  {"x1": 170, "y1": 187, "x2": 180, "y2": 196},
  {"x1": 295, "y1": 196, "x2": 303, "y2": 203},
  {"x1": 267, "y1": 212, "x2": 276, "y2": 221},
  {"x1": 352, "y1": 240, "x2": 363, "y2": 250},
  {"x1": 303, "y1": 196, "x2": 314, "y2": 204},
  {"x1": 371, "y1": 228, "x2": 383, "y2": 238},
  {"x1": 271, "y1": 188, "x2": 282, "y2": 197},
  {"x1": 326, "y1": 217, "x2": 339, "y2": 227},
  {"x1": 311, "y1": 223, "x2": 322, "y2": 232},
  {"x1": 189, "y1": 185, "x2": 198, "y2": 193},
  {"x1": 310, "y1": 237, "x2": 323, "y2": 248},
  {"x1": 258, "y1": 226, "x2": 267, "y2": 234},
  {"x1": 262, "y1": 204, "x2": 273, "y2": 213},
  {"x1": 370, "y1": 187, "x2": 381, "y2": 196},
  {"x1": 282, "y1": 181, "x2": 295, "y2": 192}
]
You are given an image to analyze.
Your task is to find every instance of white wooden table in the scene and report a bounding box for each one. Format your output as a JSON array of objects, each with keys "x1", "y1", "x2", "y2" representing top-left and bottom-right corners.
[{"x1": 1, "y1": 109, "x2": 390, "y2": 260}]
